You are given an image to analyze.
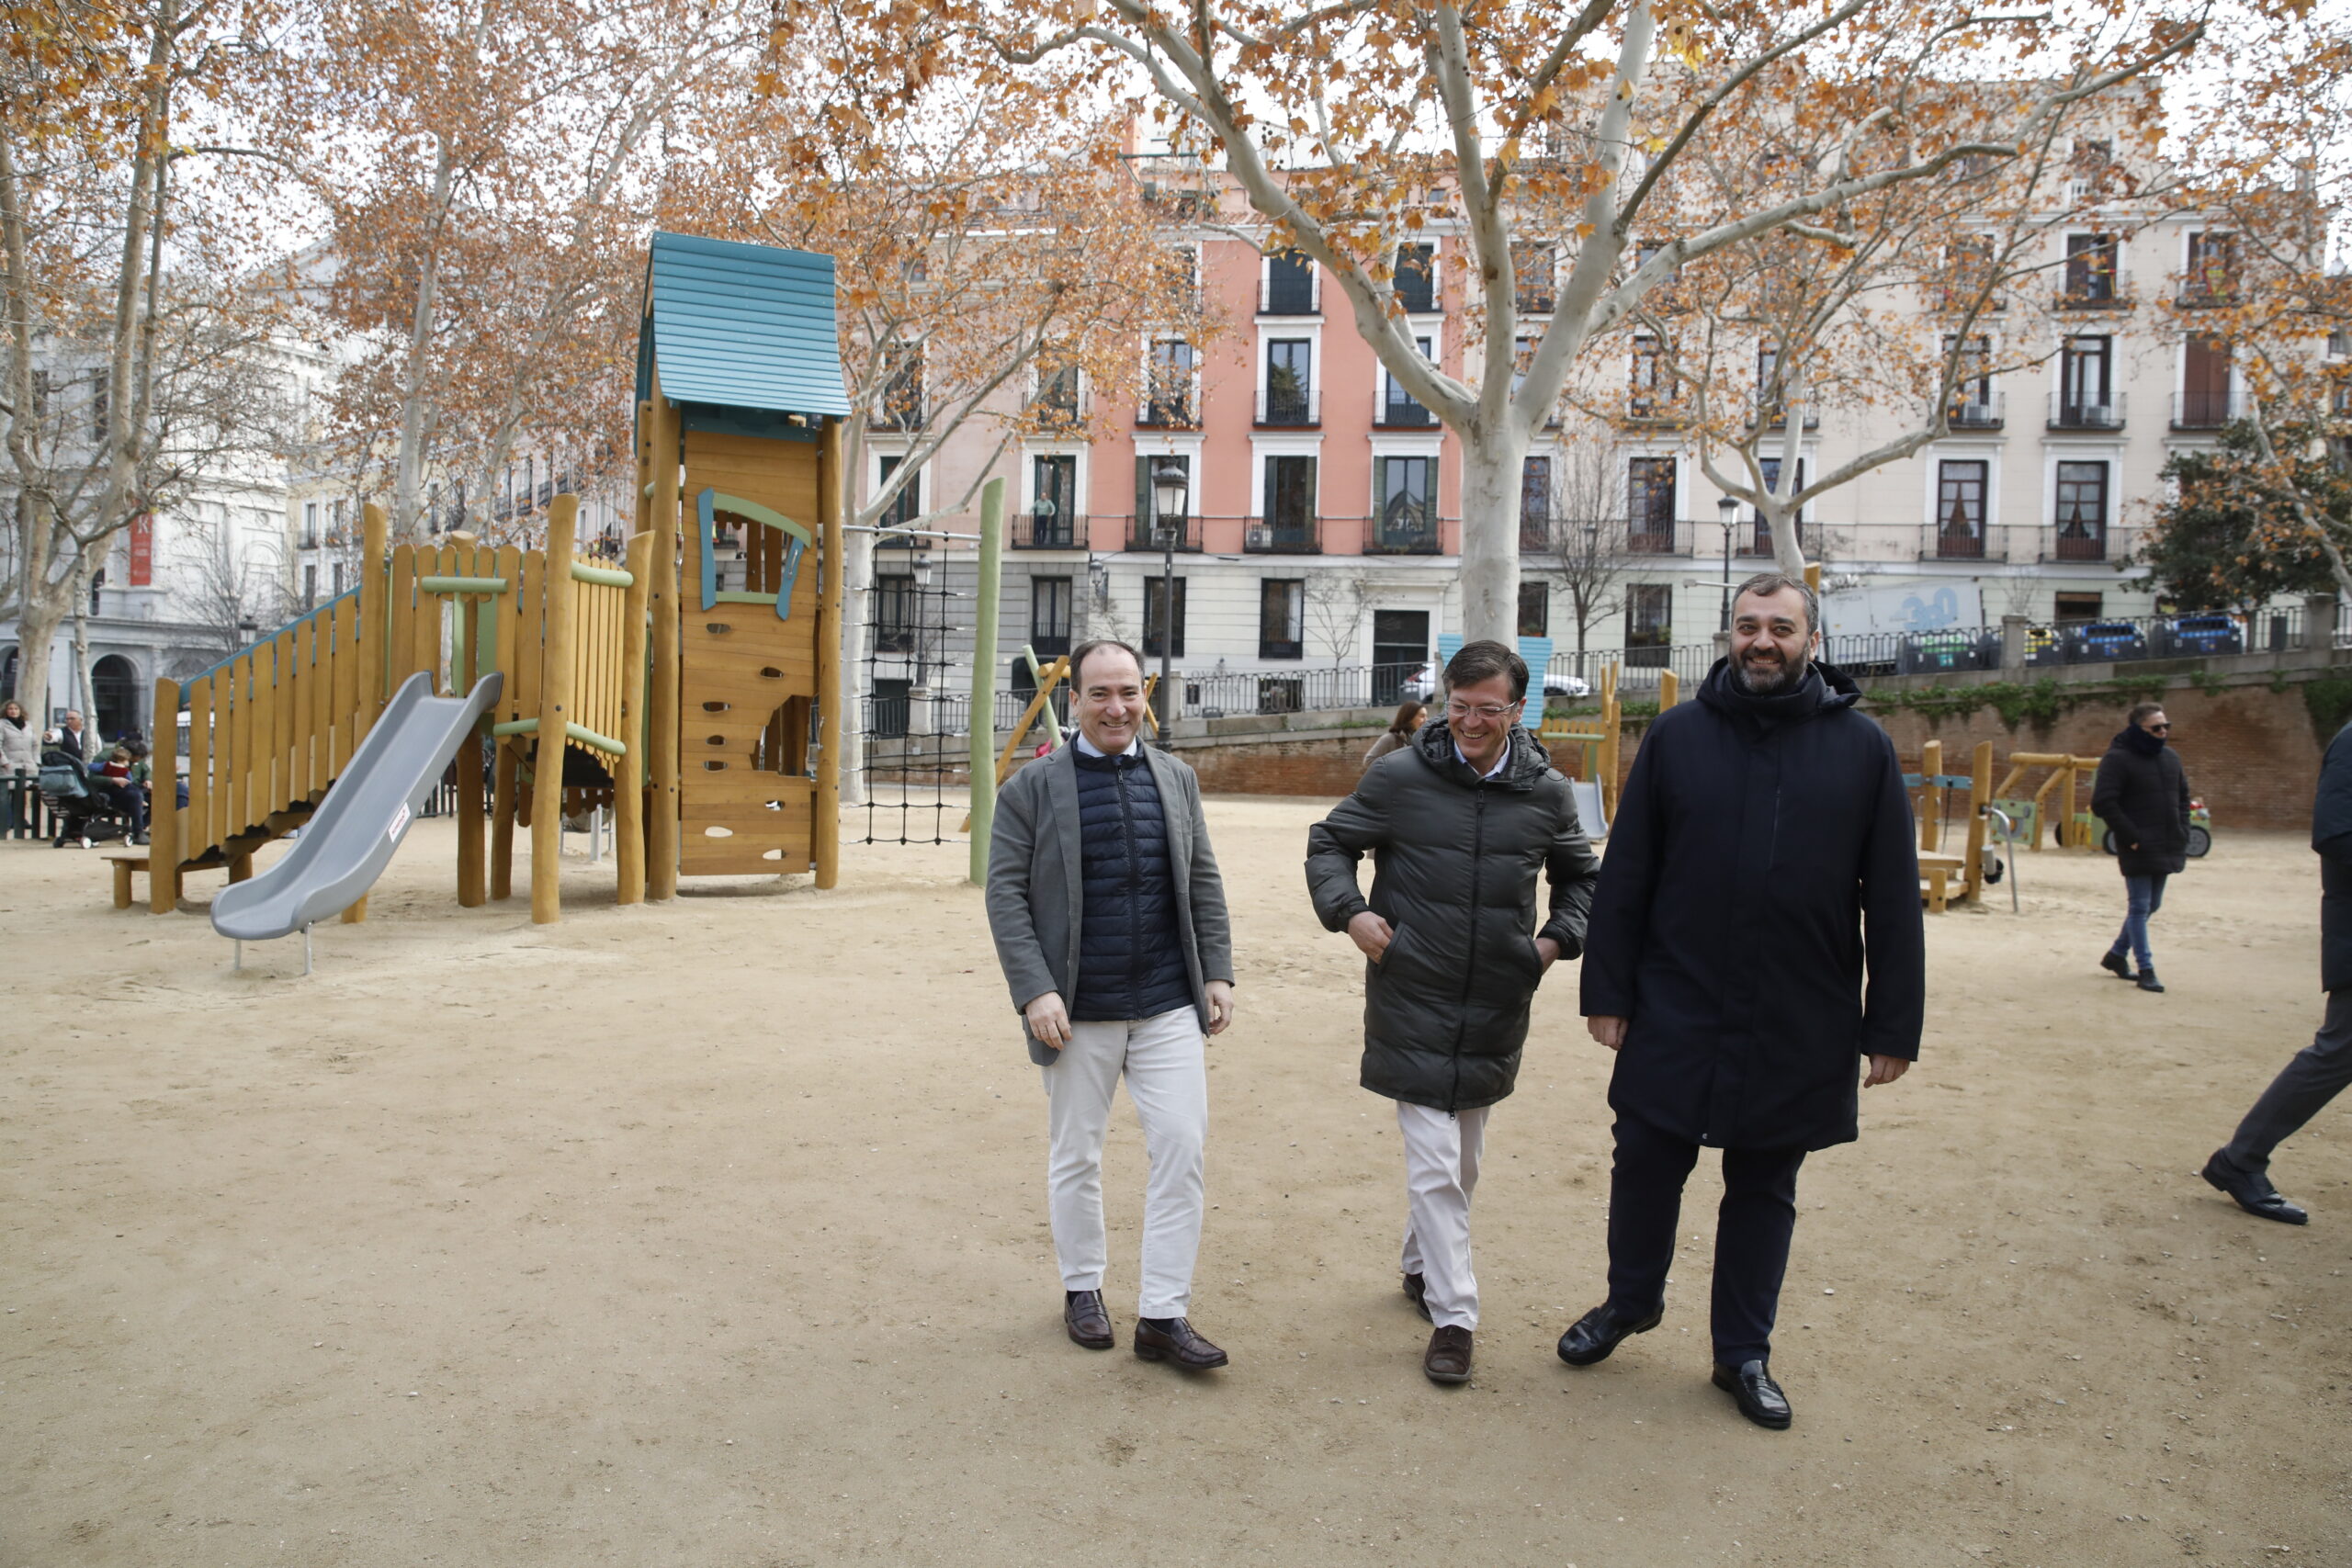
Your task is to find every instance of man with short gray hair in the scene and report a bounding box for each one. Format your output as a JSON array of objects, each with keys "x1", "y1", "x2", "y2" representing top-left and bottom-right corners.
[{"x1": 986, "y1": 637, "x2": 1237, "y2": 1371}]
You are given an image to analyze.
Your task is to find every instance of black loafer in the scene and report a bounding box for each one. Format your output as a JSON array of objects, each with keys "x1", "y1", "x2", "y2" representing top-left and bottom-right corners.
[
  {"x1": 2137, "y1": 970, "x2": 2166, "y2": 993},
  {"x1": 2202, "y1": 1152, "x2": 2308, "y2": 1225},
  {"x1": 1063, "y1": 1290, "x2": 1114, "y2": 1349},
  {"x1": 1556, "y1": 1301, "x2": 1663, "y2": 1367},
  {"x1": 1133, "y1": 1316, "x2": 1227, "y2": 1371},
  {"x1": 1423, "y1": 1325, "x2": 1473, "y2": 1385},
  {"x1": 1403, "y1": 1271, "x2": 1432, "y2": 1323},
  {"x1": 2099, "y1": 951, "x2": 2132, "y2": 979},
  {"x1": 1712, "y1": 1359, "x2": 1792, "y2": 1428}
]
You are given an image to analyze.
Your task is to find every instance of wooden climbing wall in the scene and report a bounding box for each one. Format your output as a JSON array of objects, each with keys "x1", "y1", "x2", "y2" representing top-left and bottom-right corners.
[{"x1": 677, "y1": 426, "x2": 820, "y2": 874}]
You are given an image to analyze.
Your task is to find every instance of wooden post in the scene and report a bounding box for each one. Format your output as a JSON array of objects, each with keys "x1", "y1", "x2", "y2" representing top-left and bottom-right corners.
[
  {"x1": 530, "y1": 498, "x2": 579, "y2": 924},
  {"x1": 1598, "y1": 661, "x2": 1623, "y2": 818},
  {"x1": 342, "y1": 502, "x2": 390, "y2": 927},
  {"x1": 2061, "y1": 758, "x2": 2082, "y2": 850},
  {"x1": 455, "y1": 567, "x2": 486, "y2": 908},
  {"x1": 148, "y1": 676, "x2": 179, "y2": 913},
  {"x1": 1658, "y1": 669, "x2": 1679, "y2": 709},
  {"x1": 1919, "y1": 739, "x2": 1943, "y2": 852},
  {"x1": 814, "y1": 415, "x2": 844, "y2": 890},
  {"x1": 491, "y1": 742, "x2": 517, "y2": 900},
  {"x1": 1960, "y1": 739, "x2": 1993, "y2": 907},
  {"x1": 615, "y1": 530, "x2": 652, "y2": 905},
  {"x1": 647, "y1": 383, "x2": 682, "y2": 900}
]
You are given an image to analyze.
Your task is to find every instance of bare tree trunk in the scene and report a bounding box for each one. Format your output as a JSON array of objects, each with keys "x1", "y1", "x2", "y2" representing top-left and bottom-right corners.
[
  {"x1": 1770, "y1": 365, "x2": 1810, "y2": 578},
  {"x1": 70, "y1": 561, "x2": 96, "y2": 739},
  {"x1": 1457, "y1": 423, "x2": 1530, "y2": 644},
  {"x1": 392, "y1": 141, "x2": 457, "y2": 544}
]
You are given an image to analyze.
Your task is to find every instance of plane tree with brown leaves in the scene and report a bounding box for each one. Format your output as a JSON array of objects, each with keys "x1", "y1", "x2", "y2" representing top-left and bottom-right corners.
[{"x1": 954, "y1": 0, "x2": 2211, "y2": 641}]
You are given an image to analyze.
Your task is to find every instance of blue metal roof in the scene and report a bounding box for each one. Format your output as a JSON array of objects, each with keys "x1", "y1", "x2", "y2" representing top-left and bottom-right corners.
[{"x1": 638, "y1": 232, "x2": 851, "y2": 419}]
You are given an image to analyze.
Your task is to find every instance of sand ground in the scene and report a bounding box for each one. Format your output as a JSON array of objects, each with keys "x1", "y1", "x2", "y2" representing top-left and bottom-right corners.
[{"x1": 3, "y1": 801, "x2": 2348, "y2": 1567}]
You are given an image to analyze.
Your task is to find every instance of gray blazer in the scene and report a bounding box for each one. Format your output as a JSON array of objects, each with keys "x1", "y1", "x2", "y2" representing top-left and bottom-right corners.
[{"x1": 985, "y1": 742, "x2": 1235, "y2": 1065}]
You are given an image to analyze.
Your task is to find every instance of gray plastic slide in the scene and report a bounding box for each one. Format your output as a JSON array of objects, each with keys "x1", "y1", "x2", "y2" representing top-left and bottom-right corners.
[{"x1": 211, "y1": 670, "x2": 504, "y2": 947}]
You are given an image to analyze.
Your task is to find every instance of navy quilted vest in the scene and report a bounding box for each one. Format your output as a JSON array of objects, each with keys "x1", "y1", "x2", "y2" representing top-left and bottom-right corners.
[{"x1": 1069, "y1": 748, "x2": 1192, "y2": 1022}]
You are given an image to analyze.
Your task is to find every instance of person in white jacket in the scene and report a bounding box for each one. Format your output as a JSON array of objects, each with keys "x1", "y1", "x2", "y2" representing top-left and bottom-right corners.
[{"x1": 0, "y1": 698, "x2": 38, "y2": 832}]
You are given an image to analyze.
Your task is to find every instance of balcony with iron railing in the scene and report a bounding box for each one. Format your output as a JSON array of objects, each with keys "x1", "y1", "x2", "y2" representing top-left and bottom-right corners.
[
  {"x1": 2172, "y1": 389, "x2": 2246, "y2": 430},
  {"x1": 1011, "y1": 510, "x2": 1086, "y2": 549},
  {"x1": 1731, "y1": 518, "x2": 1804, "y2": 558},
  {"x1": 870, "y1": 389, "x2": 924, "y2": 431},
  {"x1": 2044, "y1": 519, "x2": 2119, "y2": 563},
  {"x1": 1026, "y1": 383, "x2": 1090, "y2": 428},
  {"x1": 1256, "y1": 384, "x2": 1320, "y2": 427},
  {"x1": 1259, "y1": 274, "x2": 1318, "y2": 315},
  {"x1": 1376, "y1": 389, "x2": 1437, "y2": 428},
  {"x1": 2048, "y1": 390, "x2": 2128, "y2": 431},
  {"x1": 1920, "y1": 519, "x2": 2004, "y2": 561},
  {"x1": 1122, "y1": 513, "x2": 1204, "y2": 553},
  {"x1": 1362, "y1": 512, "x2": 1447, "y2": 556},
  {"x1": 1947, "y1": 390, "x2": 2006, "y2": 430},
  {"x1": 1137, "y1": 391, "x2": 1199, "y2": 429},
  {"x1": 2056, "y1": 278, "x2": 2135, "y2": 312},
  {"x1": 1244, "y1": 514, "x2": 1323, "y2": 554},
  {"x1": 1624, "y1": 516, "x2": 1694, "y2": 557}
]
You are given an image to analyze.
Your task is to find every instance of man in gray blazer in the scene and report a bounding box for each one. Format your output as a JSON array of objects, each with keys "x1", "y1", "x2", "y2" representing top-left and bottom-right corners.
[{"x1": 986, "y1": 638, "x2": 1236, "y2": 1370}]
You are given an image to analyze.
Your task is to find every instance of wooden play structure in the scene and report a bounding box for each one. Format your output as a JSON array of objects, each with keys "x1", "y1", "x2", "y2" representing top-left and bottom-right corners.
[
  {"x1": 132, "y1": 231, "x2": 853, "y2": 928},
  {"x1": 1907, "y1": 738, "x2": 1996, "y2": 912},
  {"x1": 1990, "y1": 752, "x2": 2103, "y2": 851},
  {"x1": 1537, "y1": 662, "x2": 1650, "y2": 820}
]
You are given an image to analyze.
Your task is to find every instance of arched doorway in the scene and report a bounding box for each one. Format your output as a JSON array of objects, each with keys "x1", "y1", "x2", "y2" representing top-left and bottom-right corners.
[{"x1": 92, "y1": 654, "x2": 140, "y2": 743}]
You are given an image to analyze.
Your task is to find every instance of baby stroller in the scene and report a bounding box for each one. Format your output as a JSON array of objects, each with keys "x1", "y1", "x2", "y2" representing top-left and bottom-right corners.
[{"x1": 36, "y1": 736, "x2": 134, "y2": 849}]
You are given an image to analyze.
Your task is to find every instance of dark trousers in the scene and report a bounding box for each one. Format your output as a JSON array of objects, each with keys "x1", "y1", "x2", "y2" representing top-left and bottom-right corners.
[
  {"x1": 89, "y1": 778, "x2": 145, "y2": 833},
  {"x1": 2109, "y1": 873, "x2": 2168, "y2": 973},
  {"x1": 1605, "y1": 1113, "x2": 1806, "y2": 1368},
  {"x1": 2219, "y1": 988, "x2": 2352, "y2": 1177}
]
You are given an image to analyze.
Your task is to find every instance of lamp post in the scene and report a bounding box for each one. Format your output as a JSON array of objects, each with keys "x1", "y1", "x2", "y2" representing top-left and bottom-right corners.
[
  {"x1": 1150, "y1": 461, "x2": 1189, "y2": 743},
  {"x1": 1715, "y1": 493, "x2": 1740, "y2": 630}
]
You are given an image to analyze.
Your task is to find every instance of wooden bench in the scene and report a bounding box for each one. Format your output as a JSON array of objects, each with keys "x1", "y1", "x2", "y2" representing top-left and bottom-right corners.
[{"x1": 1917, "y1": 852, "x2": 1968, "y2": 914}]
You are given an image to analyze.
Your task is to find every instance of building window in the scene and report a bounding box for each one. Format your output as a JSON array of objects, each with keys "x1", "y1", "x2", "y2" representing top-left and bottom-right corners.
[
  {"x1": 1264, "y1": 339, "x2": 1314, "y2": 424},
  {"x1": 1627, "y1": 457, "x2": 1677, "y2": 551},
  {"x1": 301, "y1": 501, "x2": 320, "y2": 548},
  {"x1": 1259, "y1": 579, "x2": 1304, "y2": 660},
  {"x1": 2063, "y1": 232, "x2": 2119, "y2": 304},
  {"x1": 1513, "y1": 242, "x2": 1556, "y2": 315},
  {"x1": 875, "y1": 572, "x2": 919, "y2": 654},
  {"x1": 1031, "y1": 576, "x2": 1072, "y2": 657},
  {"x1": 1143, "y1": 576, "x2": 1186, "y2": 658},
  {"x1": 1629, "y1": 333, "x2": 1667, "y2": 417},
  {"x1": 302, "y1": 563, "x2": 318, "y2": 609},
  {"x1": 1029, "y1": 454, "x2": 1077, "y2": 547},
  {"x1": 2184, "y1": 231, "x2": 2235, "y2": 302},
  {"x1": 877, "y1": 456, "x2": 921, "y2": 536},
  {"x1": 1035, "y1": 364, "x2": 1080, "y2": 423},
  {"x1": 332, "y1": 561, "x2": 345, "y2": 597},
  {"x1": 1519, "y1": 455, "x2": 1552, "y2": 549},
  {"x1": 1395, "y1": 243, "x2": 1437, "y2": 313},
  {"x1": 2054, "y1": 460, "x2": 2109, "y2": 561},
  {"x1": 1261, "y1": 456, "x2": 1317, "y2": 545},
  {"x1": 2059, "y1": 335, "x2": 2113, "y2": 423},
  {"x1": 1134, "y1": 454, "x2": 1192, "y2": 528},
  {"x1": 1382, "y1": 336, "x2": 1435, "y2": 426},
  {"x1": 1373, "y1": 455, "x2": 1436, "y2": 552},
  {"x1": 1144, "y1": 340, "x2": 1196, "y2": 426},
  {"x1": 90, "y1": 368, "x2": 107, "y2": 438},
  {"x1": 1626, "y1": 583, "x2": 1672, "y2": 666},
  {"x1": 1945, "y1": 334, "x2": 1995, "y2": 421},
  {"x1": 1263, "y1": 250, "x2": 1316, "y2": 314},
  {"x1": 876, "y1": 344, "x2": 923, "y2": 429},
  {"x1": 2180, "y1": 335, "x2": 2232, "y2": 427},
  {"x1": 1517, "y1": 580, "x2": 1549, "y2": 637},
  {"x1": 1936, "y1": 460, "x2": 1987, "y2": 558},
  {"x1": 2054, "y1": 591, "x2": 2102, "y2": 622}
]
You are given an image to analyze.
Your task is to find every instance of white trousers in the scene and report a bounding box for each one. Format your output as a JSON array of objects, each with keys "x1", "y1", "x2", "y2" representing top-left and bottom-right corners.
[
  {"x1": 1397, "y1": 1100, "x2": 1489, "y2": 1331},
  {"x1": 1041, "y1": 1007, "x2": 1207, "y2": 1319}
]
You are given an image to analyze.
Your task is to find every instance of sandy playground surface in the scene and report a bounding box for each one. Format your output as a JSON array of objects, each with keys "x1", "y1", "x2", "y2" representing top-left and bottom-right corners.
[{"x1": 3, "y1": 799, "x2": 2349, "y2": 1567}]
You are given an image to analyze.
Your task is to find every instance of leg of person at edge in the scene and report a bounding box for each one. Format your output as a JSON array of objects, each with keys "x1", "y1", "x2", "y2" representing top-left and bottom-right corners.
[
  {"x1": 984, "y1": 638, "x2": 1237, "y2": 1370},
  {"x1": 2093, "y1": 702, "x2": 2193, "y2": 994},
  {"x1": 1306, "y1": 639, "x2": 1599, "y2": 1387},
  {"x1": 1568, "y1": 574, "x2": 1926, "y2": 1429},
  {"x1": 2202, "y1": 717, "x2": 2352, "y2": 1226}
]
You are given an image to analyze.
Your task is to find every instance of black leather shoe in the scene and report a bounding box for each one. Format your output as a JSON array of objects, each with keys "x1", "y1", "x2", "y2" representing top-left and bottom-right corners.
[
  {"x1": 2202, "y1": 1152, "x2": 2309, "y2": 1224},
  {"x1": 1403, "y1": 1271, "x2": 1432, "y2": 1323},
  {"x1": 2137, "y1": 969, "x2": 2165, "y2": 993},
  {"x1": 2100, "y1": 950, "x2": 2132, "y2": 979},
  {"x1": 1133, "y1": 1316, "x2": 1227, "y2": 1370},
  {"x1": 1423, "y1": 1325, "x2": 1473, "y2": 1384},
  {"x1": 1064, "y1": 1290, "x2": 1114, "y2": 1349},
  {"x1": 1712, "y1": 1359, "x2": 1792, "y2": 1429},
  {"x1": 1556, "y1": 1301, "x2": 1663, "y2": 1367}
]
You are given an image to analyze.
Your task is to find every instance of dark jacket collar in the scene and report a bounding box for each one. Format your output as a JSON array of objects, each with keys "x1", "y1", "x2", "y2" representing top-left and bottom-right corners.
[
  {"x1": 1697, "y1": 656, "x2": 1860, "y2": 731},
  {"x1": 2114, "y1": 724, "x2": 2166, "y2": 757},
  {"x1": 1409, "y1": 716, "x2": 1553, "y2": 790}
]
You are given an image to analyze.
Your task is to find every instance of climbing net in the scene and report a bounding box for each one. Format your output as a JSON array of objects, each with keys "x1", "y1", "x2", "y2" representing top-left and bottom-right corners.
[{"x1": 856, "y1": 555, "x2": 968, "y2": 845}]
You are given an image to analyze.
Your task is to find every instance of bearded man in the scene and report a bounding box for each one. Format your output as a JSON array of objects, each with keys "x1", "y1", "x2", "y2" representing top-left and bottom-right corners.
[{"x1": 1563, "y1": 572, "x2": 1925, "y2": 1429}]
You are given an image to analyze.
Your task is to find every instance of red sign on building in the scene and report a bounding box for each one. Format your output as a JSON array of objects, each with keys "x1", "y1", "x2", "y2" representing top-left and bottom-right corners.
[{"x1": 128, "y1": 513, "x2": 153, "y2": 587}]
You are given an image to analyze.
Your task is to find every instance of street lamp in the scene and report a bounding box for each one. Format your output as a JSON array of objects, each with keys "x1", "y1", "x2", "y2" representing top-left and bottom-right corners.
[
  {"x1": 1150, "y1": 460, "x2": 1189, "y2": 743},
  {"x1": 1715, "y1": 493, "x2": 1740, "y2": 629}
]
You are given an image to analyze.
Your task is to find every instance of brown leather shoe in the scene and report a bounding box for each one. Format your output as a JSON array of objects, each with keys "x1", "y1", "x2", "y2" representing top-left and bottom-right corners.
[
  {"x1": 1064, "y1": 1290, "x2": 1114, "y2": 1349},
  {"x1": 1423, "y1": 1324, "x2": 1473, "y2": 1384},
  {"x1": 1133, "y1": 1316, "x2": 1227, "y2": 1370},
  {"x1": 1403, "y1": 1272, "x2": 1432, "y2": 1323}
]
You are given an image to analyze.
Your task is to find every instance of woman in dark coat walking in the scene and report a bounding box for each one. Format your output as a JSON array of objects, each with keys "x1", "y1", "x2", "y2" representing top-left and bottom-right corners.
[{"x1": 2091, "y1": 701, "x2": 2191, "y2": 993}]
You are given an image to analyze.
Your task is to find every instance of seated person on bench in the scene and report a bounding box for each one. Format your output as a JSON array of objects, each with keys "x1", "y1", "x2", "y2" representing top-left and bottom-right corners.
[{"x1": 90, "y1": 744, "x2": 149, "y2": 843}]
